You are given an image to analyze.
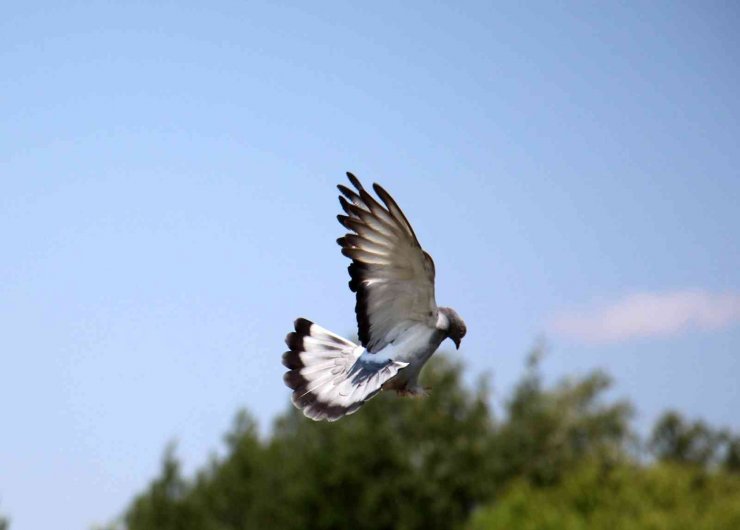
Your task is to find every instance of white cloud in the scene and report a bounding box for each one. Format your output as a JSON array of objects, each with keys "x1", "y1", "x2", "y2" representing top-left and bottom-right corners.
[{"x1": 549, "y1": 290, "x2": 740, "y2": 344}]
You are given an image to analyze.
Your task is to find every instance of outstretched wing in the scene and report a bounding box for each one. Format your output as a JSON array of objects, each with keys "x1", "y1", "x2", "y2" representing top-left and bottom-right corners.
[{"x1": 336, "y1": 172, "x2": 438, "y2": 353}]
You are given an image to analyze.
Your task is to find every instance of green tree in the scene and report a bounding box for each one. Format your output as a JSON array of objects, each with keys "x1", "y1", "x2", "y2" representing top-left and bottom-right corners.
[
  {"x1": 468, "y1": 461, "x2": 740, "y2": 530},
  {"x1": 120, "y1": 350, "x2": 740, "y2": 530},
  {"x1": 265, "y1": 356, "x2": 496, "y2": 530},
  {"x1": 649, "y1": 411, "x2": 725, "y2": 467},
  {"x1": 490, "y1": 350, "x2": 633, "y2": 487},
  {"x1": 124, "y1": 356, "x2": 497, "y2": 530},
  {"x1": 188, "y1": 411, "x2": 280, "y2": 530},
  {"x1": 124, "y1": 444, "x2": 204, "y2": 530},
  {"x1": 724, "y1": 436, "x2": 740, "y2": 473}
]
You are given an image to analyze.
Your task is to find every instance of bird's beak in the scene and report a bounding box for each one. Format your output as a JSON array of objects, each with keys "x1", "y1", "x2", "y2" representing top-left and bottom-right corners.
[{"x1": 453, "y1": 337, "x2": 461, "y2": 350}]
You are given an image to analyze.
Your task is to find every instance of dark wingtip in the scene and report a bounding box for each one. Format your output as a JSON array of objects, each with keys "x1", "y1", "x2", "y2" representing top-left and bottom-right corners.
[
  {"x1": 282, "y1": 350, "x2": 303, "y2": 369},
  {"x1": 372, "y1": 182, "x2": 389, "y2": 201},
  {"x1": 337, "y1": 214, "x2": 351, "y2": 228},
  {"x1": 338, "y1": 195, "x2": 352, "y2": 214},
  {"x1": 337, "y1": 184, "x2": 358, "y2": 201},
  {"x1": 283, "y1": 369, "x2": 305, "y2": 390},
  {"x1": 346, "y1": 172, "x2": 364, "y2": 191},
  {"x1": 285, "y1": 331, "x2": 301, "y2": 351},
  {"x1": 285, "y1": 318, "x2": 313, "y2": 351},
  {"x1": 336, "y1": 236, "x2": 347, "y2": 247},
  {"x1": 372, "y1": 183, "x2": 395, "y2": 213},
  {"x1": 294, "y1": 317, "x2": 313, "y2": 336},
  {"x1": 310, "y1": 401, "x2": 350, "y2": 422}
]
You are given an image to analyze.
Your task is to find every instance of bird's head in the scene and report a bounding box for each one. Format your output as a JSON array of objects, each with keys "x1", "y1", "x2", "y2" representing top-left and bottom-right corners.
[{"x1": 439, "y1": 307, "x2": 467, "y2": 350}]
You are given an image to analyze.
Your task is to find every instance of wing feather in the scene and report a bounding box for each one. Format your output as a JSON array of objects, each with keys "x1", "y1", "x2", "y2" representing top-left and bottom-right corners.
[{"x1": 337, "y1": 172, "x2": 438, "y2": 352}]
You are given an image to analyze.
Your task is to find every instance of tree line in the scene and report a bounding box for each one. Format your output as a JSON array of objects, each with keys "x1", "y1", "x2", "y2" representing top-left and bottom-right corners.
[{"x1": 60, "y1": 350, "x2": 740, "y2": 529}]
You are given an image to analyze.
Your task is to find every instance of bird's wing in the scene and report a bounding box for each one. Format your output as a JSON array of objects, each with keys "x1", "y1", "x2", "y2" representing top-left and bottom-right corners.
[{"x1": 336, "y1": 172, "x2": 438, "y2": 353}]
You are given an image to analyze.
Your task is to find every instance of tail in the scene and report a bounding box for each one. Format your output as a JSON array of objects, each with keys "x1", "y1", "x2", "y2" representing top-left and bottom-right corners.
[{"x1": 282, "y1": 318, "x2": 408, "y2": 421}]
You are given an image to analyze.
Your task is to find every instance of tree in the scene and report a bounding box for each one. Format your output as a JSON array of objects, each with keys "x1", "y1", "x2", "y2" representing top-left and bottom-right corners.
[
  {"x1": 266, "y1": 356, "x2": 496, "y2": 530},
  {"x1": 124, "y1": 355, "x2": 497, "y2": 530},
  {"x1": 649, "y1": 411, "x2": 725, "y2": 467},
  {"x1": 124, "y1": 444, "x2": 204, "y2": 530},
  {"x1": 490, "y1": 349, "x2": 633, "y2": 487},
  {"x1": 724, "y1": 436, "x2": 740, "y2": 473},
  {"x1": 188, "y1": 411, "x2": 278, "y2": 530},
  {"x1": 467, "y1": 461, "x2": 740, "y2": 530},
  {"x1": 119, "y1": 350, "x2": 739, "y2": 530}
]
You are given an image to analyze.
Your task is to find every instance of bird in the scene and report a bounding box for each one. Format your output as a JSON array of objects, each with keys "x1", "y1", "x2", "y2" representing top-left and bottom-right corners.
[{"x1": 282, "y1": 172, "x2": 467, "y2": 421}]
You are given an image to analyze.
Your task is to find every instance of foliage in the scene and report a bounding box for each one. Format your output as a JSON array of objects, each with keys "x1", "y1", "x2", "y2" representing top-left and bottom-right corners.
[
  {"x1": 724, "y1": 436, "x2": 740, "y2": 472},
  {"x1": 118, "y1": 350, "x2": 740, "y2": 530},
  {"x1": 467, "y1": 461, "x2": 740, "y2": 530},
  {"x1": 124, "y1": 356, "x2": 496, "y2": 530},
  {"x1": 124, "y1": 443, "x2": 202, "y2": 530},
  {"x1": 649, "y1": 410, "x2": 740, "y2": 471},
  {"x1": 490, "y1": 350, "x2": 633, "y2": 487}
]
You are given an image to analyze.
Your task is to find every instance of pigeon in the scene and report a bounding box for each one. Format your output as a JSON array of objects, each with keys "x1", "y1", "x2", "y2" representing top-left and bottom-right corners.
[{"x1": 282, "y1": 172, "x2": 467, "y2": 421}]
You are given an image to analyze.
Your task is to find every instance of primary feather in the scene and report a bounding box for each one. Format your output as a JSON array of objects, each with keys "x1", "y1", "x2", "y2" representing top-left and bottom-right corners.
[{"x1": 337, "y1": 173, "x2": 438, "y2": 353}]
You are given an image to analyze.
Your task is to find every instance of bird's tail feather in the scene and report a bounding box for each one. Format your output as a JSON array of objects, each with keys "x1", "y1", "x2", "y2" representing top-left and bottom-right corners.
[{"x1": 282, "y1": 318, "x2": 407, "y2": 421}]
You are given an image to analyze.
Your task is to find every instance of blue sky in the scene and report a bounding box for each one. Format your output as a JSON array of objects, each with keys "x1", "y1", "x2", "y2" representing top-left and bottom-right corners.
[{"x1": 1, "y1": 2, "x2": 739, "y2": 528}]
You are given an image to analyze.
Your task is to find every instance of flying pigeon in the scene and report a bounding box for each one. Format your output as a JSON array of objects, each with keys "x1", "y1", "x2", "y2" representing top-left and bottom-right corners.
[{"x1": 282, "y1": 173, "x2": 467, "y2": 421}]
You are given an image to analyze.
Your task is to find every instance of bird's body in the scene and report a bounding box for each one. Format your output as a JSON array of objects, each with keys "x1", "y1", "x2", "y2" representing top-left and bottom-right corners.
[
  {"x1": 282, "y1": 173, "x2": 466, "y2": 421},
  {"x1": 371, "y1": 309, "x2": 463, "y2": 394}
]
